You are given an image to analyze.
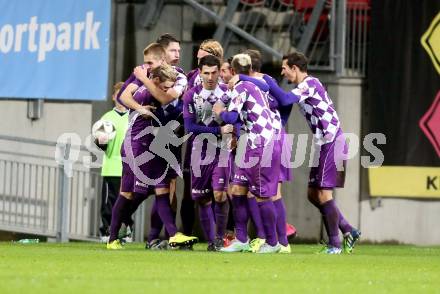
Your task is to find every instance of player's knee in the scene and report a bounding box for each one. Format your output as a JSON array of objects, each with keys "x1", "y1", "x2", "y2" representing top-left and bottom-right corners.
[
  {"x1": 255, "y1": 195, "x2": 271, "y2": 202},
  {"x1": 317, "y1": 189, "x2": 333, "y2": 204},
  {"x1": 155, "y1": 187, "x2": 170, "y2": 196},
  {"x1": 120, "y1": 191, "x2": 133, "y2": 200},
  {"x1": 214, "y1": 191, "x2": 227, "y2": 202},
  {"x1": 169, "y1": 178, "x2": 177, "y2": 196},
  {"x1": 272, "y1": 193, "x2": 282, "y2": 201},
  {"x1": 197, "y1": 197, "x2": 212, "y2": 206},
  {"x1": 231, "y1": 185, "x2": 246, "y2": 196}
]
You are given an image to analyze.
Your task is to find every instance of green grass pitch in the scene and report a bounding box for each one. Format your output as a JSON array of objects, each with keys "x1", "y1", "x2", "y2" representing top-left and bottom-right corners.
[{"x1": 0, "y1": 242, "x2": 439, "y2": 293}]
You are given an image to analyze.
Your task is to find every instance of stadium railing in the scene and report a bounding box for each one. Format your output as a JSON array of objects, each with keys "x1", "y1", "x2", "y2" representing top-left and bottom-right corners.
[
  {"x1": 0, "y1": 135, "x2": 145, "y2": 242},
  {"x1": 184, "y1": 0, "x2": 370, "y2": 77}
]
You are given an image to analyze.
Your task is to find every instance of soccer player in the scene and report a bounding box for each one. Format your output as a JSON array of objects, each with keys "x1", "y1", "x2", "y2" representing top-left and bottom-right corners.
[
  {"x1": 214, "y1": 54, "x2": 283, "y2": 253},
  {"x1": 117, "y1": 38, "x2": 188, "y2": 249},
  {"x1": 107, "y1": 64, "x2": 197, "y2": 250},
  {"x1": 183, "y1": 55, "x2": 232, "y2": 251},
  {"x1": 187, "y1": 39, "x2": 224, "y2": 89},
  {"x1": 234, "y1": 49, "x2": 296, "y2": 253},
  {"x1": 156, "y1": 33, "x2": 181, "y2": 66},
  {"x1": 96, "y1": 82, "x2": 129, "y2": 242},
  {"x1": 220, "y1": 57, "x2": 233, "y2": 84},
  {"x1": 181, "y1": 39, "x2": 225, "y2": 237},
  {"x1": 262, "y1": 52, "x2": 361, "y2": 254}
]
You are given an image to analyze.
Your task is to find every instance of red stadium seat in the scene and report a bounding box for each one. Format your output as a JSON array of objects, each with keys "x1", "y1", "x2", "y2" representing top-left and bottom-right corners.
[
  {"x1": 347, "y1": 0, "x2": 371, "y2": 30},
  {"x1": 294, "y1": 0, "x2": 318, "y2": 11},
  {"x1": 347, "y1": 0, "x2": 370, "y2": 9}
]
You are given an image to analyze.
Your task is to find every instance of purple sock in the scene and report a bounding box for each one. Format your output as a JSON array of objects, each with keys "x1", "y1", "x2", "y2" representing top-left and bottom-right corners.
[
  {"x1": 214, "y1": 200, "x2": 229, "y2": 239},
  {"x1": 165, "y1": 201, "x2": 177, "y2": 240},
  {"x1": 109, "y1": 195, "x2": 131, "y2": 242},
  {"x1": 232, "y1": 196, "x2": 249, "y2": 243},
  {"x1": 147, "y1": 200, "x2": 163, "y2": 242},
  {"x1": 181, "y1": 173, "x2": 195, "y2": 235},
  {"x1": 258, "y1": 200, "x2": 277, "y2": 246},
  {"x1": 336, "y1": 206, "x2": 353, "y2": 234},
  {"x1": 123, "y1": 192, "x2": 149, "y2": 227},
  {"x1": 155, "y1": 193, "x2": 177, "y2": 237},
  {"x1": 180, "y1": 197, "x2": 195, "y2": 235},
  {"x1": 198, "y1": 202, "x2": 215, "y2": 244},
  {"x1": 273, "y1": 198, "x2": 288, "y2": 246},
  {"x1": 247, "y1": 197, "x2": 266, "y2": 239},
  {"x1": 226, "y1": 197, "x2": 235, "y2": 231},
  {"x1": 319, "y1": 199, "x2": 341, "y2": 248},
  {"x1": 311, "y1": 196, "x2": 352, "y2": 236}
]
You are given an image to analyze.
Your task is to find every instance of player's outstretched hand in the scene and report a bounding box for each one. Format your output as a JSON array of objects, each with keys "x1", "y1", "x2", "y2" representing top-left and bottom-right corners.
[{"x1": 221, "y1": 124, "x2": 234, "y2": 134}]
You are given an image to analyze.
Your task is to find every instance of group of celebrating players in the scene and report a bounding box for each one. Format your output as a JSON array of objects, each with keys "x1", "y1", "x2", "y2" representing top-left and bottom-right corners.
[{"x1": 106, "y1": 33, "x2": 361, "y2": 254}]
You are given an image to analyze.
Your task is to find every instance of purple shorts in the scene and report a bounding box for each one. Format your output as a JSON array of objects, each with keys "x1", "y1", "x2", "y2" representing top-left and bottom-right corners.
[
  {"x1": 278, "y1": 128, "x2": 293, "y2": 183},
  {"x1": 309, "y1": 131, "x2": 347, "y2": 189},
  {"x1": 191, "y1": 153, "x2": 232, "y2": 200},
  {"x1": 120, "y1": 141, "x2": 171, "y2": 194},
  {"x1": 231, "y1": 143, "x2": 281, "y2": 197}
]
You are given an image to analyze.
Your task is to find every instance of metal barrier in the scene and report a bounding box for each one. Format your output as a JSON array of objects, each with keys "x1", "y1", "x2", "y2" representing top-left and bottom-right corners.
[
  {"x1": 0, "y1": 135, "x2": 146, "y2": 242},
  {"x1": 184, "y1": 0, "x2": 370, "y2": 77},
  {"x1": 344, "y1": 0, "x2": 370, "y2": 76}
]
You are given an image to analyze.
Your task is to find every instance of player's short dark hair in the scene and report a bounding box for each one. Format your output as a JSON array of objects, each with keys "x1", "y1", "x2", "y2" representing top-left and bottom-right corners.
[
  {"x1": 156, "y1": 33, "x2": 180, "y2": 48},
  {"x1": 231, "y1": 53, "x2": 252, "y2": 75},
  {"x1": 143, "y1": 43, "x2": 166, "y2": 58},
  {"x1": 226, "y1": 56, "x2": 233, "y2": 64},
  {"x1": 244, "y1": 49, "x2": 262, "y2": 72},
  {"x1": 283, "y1": 52, "x2": 308, "y2": 72},
  {"x1": 198, "y1": 55, "x2": 221, "y2": 70}
]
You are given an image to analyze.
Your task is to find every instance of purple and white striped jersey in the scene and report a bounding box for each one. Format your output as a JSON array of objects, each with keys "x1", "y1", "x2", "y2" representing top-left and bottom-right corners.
[
  {"x1": 294, "y1": 76, "x2": 341, "y2": 145},
  {"x1": 228, "y1": 81, "x2": 281, "y2": 148},
  {"x1": 183, "y1": 83, "x2": 229, "y2": 126}
]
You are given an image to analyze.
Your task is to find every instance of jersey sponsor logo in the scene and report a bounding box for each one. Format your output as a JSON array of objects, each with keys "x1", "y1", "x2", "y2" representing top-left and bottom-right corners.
[
  {"x1": 191, "y1": 188, "x2": 212, "y2": 194},
  {"x1": 233, "y1": 174, "x2": 247, "y2": 181},
  {"x1": 135, "y1": 180, "x2": 147, "y2": 187}
]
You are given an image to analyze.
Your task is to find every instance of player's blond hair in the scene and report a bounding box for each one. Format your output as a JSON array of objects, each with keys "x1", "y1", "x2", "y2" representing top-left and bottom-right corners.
[
  {"x1": 231, "y1": 53, "x2": 252, "y2": 74},
  {"x1": 150, "y1": 64, "x2": 178, "y2": 83},
  {"x1": 199, "y1": 39, "x2": 224, "y2": 60},
  {"x1": 143, "y1": 43, "x2": 166, "y2": 59}
]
